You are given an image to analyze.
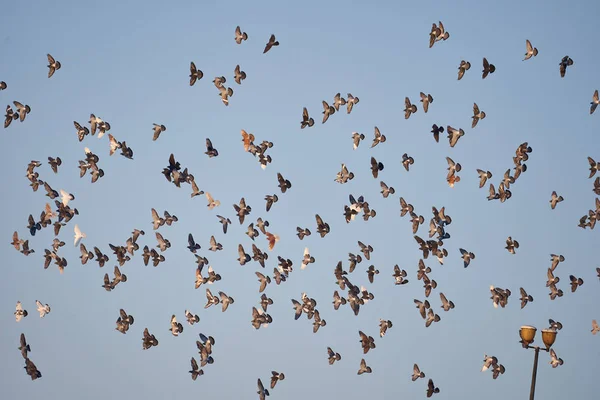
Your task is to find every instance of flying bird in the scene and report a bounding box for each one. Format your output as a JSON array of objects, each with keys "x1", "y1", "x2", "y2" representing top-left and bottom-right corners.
[
  {"x1": 235, "y1": 26, "x2": 248, "y2": 44},
  {"x1": 482, "y1": 57, "x2": 496, "y2": 79},
  {"x1": 559, "y1": 56, "x2": 574, "y2": 78},
  {"x1": 46, "y1": 53, "x2": 61, "y2": 78},
  {"x1": 524, "y1": 39, "x2": 538, "y2": 60},
  {"x1": 263, "y1": 34, "x2": 279, "y2": 54}
]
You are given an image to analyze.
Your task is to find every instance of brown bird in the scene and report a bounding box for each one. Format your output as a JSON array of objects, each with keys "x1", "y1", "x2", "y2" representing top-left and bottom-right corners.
[
  {"x1": 47, "y1": 54, "x2": 61, "y2": 78},
  {"x1": 549, "y1": 191, "x2": 564, "y2": 209},
  {"x1": 263, "y1": 34, "x2": 279, "y2": 54}
]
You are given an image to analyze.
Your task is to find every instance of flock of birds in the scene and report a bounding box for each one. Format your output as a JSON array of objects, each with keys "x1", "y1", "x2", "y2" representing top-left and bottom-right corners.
[{"x1": 5, "y1": 21, "x2": 600, "y2": 398}]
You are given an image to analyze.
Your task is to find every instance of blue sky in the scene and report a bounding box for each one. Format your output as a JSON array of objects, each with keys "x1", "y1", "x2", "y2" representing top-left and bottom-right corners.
[{"x1": 1, "y1": 0, "x2": 599, "y2": 398}]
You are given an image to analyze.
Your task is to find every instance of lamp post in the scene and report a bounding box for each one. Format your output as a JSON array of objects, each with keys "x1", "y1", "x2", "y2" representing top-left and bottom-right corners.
[{"x1": 519, "y1": 325, "x2": 558, "y2": 400}]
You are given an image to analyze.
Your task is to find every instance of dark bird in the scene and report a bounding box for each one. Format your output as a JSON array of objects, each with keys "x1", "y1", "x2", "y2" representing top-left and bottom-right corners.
[
  {"x1": 205, "y1": 138, "x2": 219, "y2": 158},
  {"x1": 270, "y1": 371, "x2": 285, "y2": 389},
  {"x1": 19, "y1": 333, "x2": 31, "y2": 359},
  {"x1": 47, "y1": 156, "x2": 61, "y2": 173},
  {"x1": 46, "y1": 53, "x2": 61, "y2": 78},
  {"x1": 559, "y1": 56, "x2": 574, "y2": 78},
  {"x1": 430, "y1": 124, "x2": 444, "y2": 143},
  {"x1": 427, "y1": 379, "x2": 440, "y2": 397},
  {"x1": 482, "y1": 57, "x2": 496, "y2": 79},
  {"x1": 370, "y1": 156, "x2": 384, "y2": 178},
  {"x1": 277, "y1": 173, "x2": 292, "y2": 193},
  {"x1": 263, "y1": 34, "x2": 279, "y2": 54},
  {"x1": 187, "y1": 233, "x2": 201, "y2": 253},
  {"x1": 327, "y1": 347, "x2": 342, "y2": 365},
  {"x1": 315, "y1": 214, "x2": 330, "y2": 238},
  {"x1": 265, "y1": 194, "x2": 278, "y2": 212}
]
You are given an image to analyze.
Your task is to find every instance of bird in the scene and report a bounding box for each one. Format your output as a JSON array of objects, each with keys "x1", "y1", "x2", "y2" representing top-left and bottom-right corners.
[
  {"x1": 14, "y1": 301, "x2": 28, "y2": 322},
  {"x1": 459, "y1": 248, "x2": 475, "y2": 268},
  {"x1": 205, "y1": 138, "x2": 219, "y2": 158},
  {"x1": 13, "y1": 101, "x2": 31, "y2": 122},
  {"x1": 592, "y1": 320, "x2": 599, "y2": 335},
  {"x1": 189, "y1": 62, "x2": 203, "y2": 86},
  {"x1": 591, "y1": 90, "x2": 599, "y2": 115},
  {"x1": 549, "y1": 349, "x2": 564, "y2": 368},
  {"x1": 35, "y1": 300, "x2": 51, "y2": 318},
  {"x1": 505, "y1": 236, "x2": 519, "y2": 254},
  {"x1": 477, "y1": 169, "x2": 493, "y2": 188},
  {"x1": 327, "y1": 347, "x2": 342, "y2": 365},
  {"x1": 270, "y1": 371, "x2": 285, "y2": 389},
  {"x1": 371, "y1": 126, "x2": 386, "y2": 148},
  {"x1": 523, "y1": 39, "x2": 538, "y2": 60},
  {"x1": 300, "y1": 107, "x2": 314, "y2": 129},
  {"x1": 234, "y1": 64, "x2": 246, "y2": 85},
  {"x1": 263, "y1": 34, "x2": 279, "y2": 54},
  {"x1": 427, "y1": 379, "x2": 440, "y2": 397},
  {"x1": 234, "y1": 26, "x2": 248, "y2": 44},
  {"x1": 46, "y1": 53, "x2": 61, "y2": 78},
  {"x1": 73, "y1": 224, "x2": 86, "y2": 246},
  {"x1": 346, "y1": 93, "x2": 359, "y2": 114},
  {"x1": 482, "y1": 57, "x2": 496, "y2": 79},
  {"x1": 152, "y1": 124, "x2": 166, "y2": 141},
  {"x1": 457, "y1": 60, "x2": 471, "y2": 80},
  {"x1": 430, "y1": 124, "x2": 444, "y2": 142},
  {"x1": 322, "y1": 100, "x2": 335, "y2": 123},
  {"x1": 420, "y1": 92, "x2": 433, "y2": 113},
  {"x1": 472, "y1": 103, "x2": 486, "y2": 128},
  {"x1": 0, "y1": 81, "x2": 6, "y2": 90},
  {"x1": 550, "y1": 191, "x2": 564, "y2": 209},
  {"x1": 404, "y1": 97, "x2": 417, "y2": 119},
  {"x1": 559, "y1": 56, "x2": 574, "y2": 78},
  {"x1": 519, "y1": 288, "x2": 534, "y2": 309},
  {"x1": 439, "y1": 293, "x2": 455, "y2": 311},
  {"x1": 257, "y1": 378, "x2": 270, "y2": 400},
  {"x1": 357, "y1": 358, "x2": 372, "y2": 375}
]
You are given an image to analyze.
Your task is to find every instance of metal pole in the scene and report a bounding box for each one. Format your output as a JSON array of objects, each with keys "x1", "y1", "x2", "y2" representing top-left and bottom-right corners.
[{"x1": 529, "y1": 346, "x2": 540, "y2": 400}]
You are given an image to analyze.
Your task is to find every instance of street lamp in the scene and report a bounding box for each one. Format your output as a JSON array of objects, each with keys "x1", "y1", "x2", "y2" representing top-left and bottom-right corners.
[{"x1": 519, "y1": 325, "x2": 558, "y2": 400}]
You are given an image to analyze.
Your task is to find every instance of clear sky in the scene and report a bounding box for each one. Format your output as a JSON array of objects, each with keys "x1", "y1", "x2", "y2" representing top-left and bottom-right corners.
[{"x1": 1, "y1": 0, "x2": 599, "y2": 398}]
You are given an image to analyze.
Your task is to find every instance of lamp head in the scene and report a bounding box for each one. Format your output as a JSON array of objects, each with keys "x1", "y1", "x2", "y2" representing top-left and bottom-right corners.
[
  {"x1": 541, "y1": 329, "x2": 557, "y2": 349},
  {"x1": 520, "y1": 325, "x2": 537, "y2": 346}
]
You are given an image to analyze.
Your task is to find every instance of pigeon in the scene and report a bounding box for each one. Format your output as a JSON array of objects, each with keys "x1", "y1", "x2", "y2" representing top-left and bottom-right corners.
[
  {"x1": 549, "y1": 349, "x2": 564, "y2": 368},
  {"x1": 549, "y1": 191, "x2": 564, "y2": 209},
  {"x1": 189, "y1": 62, "x2": 203, "y2": 86},
  {"x1": 263, "y1": 34, "x2": 279, "y2": 54},
  {"x1": 0, "y1": 81, "x2": 6, "y2": 90},
  {"x1": 327, "y1": 347, "x2": 342, "y2": 365},
  {"x1": 19, "y1": 333, "x2": 31, "y2": 359},
  {"x1": 46, "y1": 54, "x2": 61, "y2": 78},
  {"x1": 519, "y1": 287, "x2": 534, "y2": 309},
  {"x1": 152, "y1": 124, "x2": 166, "y2": 141},
  {"x1": 523, "y1": 39, "x2": 538, "y2": 61},
  {"x1": 322, "y1": 100, "x2": 335, "y2": 123},
  {"x1": 404, "y1": 97, "x2": 417, "y2": 119},
  {"x1": 257, "y1": 378, "x2": 270, "y2": 400},
  {"x1": 233, "y1": 64, "x2": 246, "y2": 85},
  {"x1": 472, "y1": 103, "x2": 486, "y2": 128},
  {"x1": 439, "y1": 293, "x2": 455, "y2": 311},
  {"x1": 300, "y1": 107, "x2": 315, "y2": 129},
  {"x1": 371, "y1": 126, "x2": 386, "y2": 148},
  {"x1": 482, "y1": 57, "x2": 496, "y2": 79},
  {"x1": 592, "y1": 320, "x2": 599, "y2": 335},
  {"x1": 205, "y1": 138, "x2": 219, "y2": 158},
  {"x1": 430, "y1": 124, "x2": 444, "y2": 143},
  {"x1": 559, "y1": 56, "x2": 574, "y2": 78},
  {"x1": 477, "y1": 169, "x2": 493, "y2": 188},
  {"x1": 420, "y1": 92, "x2": 433, "y2": 113},
  {"x1": 346, "y1": 93, "x2": 359, "y2": 114},
  {"x1": 457, "y1": 60, "x2": 471, "y2": 80},
  {"x1": 73, "y1": 224, "x2": 86, "y2": 246},
  {"x1": 234, "y1": 26, "x2": 248, "y2": 44},
  {"x1": 352, "y1": 132, "x2": 365, "y2": 149},
  {"x1": 591, "y1": 90, "x2": 599, "y2": 115},
  {"x1": 459, "y1": 248, "x2": 475, "y2": 268},
  {"x1": 13, "y1": 101, "x2": 31, "y2": 122},
  {"x1": 333, "y1": 92, "x2": 346, "y2": 111},
  {"x1": 35, "y1": 300, "x2": 51, "y2": 318},
  {"x1": 412, "y1": 364, "x2": 425, "y2": 381},
  {"x1": 14, "y1": 301, "x2": 28, "y2": 322},
  {"x1": 427, "y1": 379, "x2": 440, "y2": 397},
  {"x1": 189, "y1": 357, "x2": 203, "y2": 380},
  {"x1": 357, "y1": 358, "x2": 372, "y2": 375},
  {"x1": 270, "y1": 371, "x2": 285, "y2": 389}
]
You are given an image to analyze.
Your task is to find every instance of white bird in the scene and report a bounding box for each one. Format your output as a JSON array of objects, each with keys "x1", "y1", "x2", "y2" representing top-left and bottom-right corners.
[
  {"x1": 36, "y1": 300, "x2": 51, "y2": 318},
  {"x1": 74, "y1": 224, "x2": 86, "y2": 246},
  {"x1": 60, "y1": 189, "x2": 75, "y2": 207},
  {"x1": 15, "y1": 301, "x2": 28, "y2": 322}
]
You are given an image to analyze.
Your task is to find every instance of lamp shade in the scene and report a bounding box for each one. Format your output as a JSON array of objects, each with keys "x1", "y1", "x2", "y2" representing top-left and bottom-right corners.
[
  {"x1": 541, "y1": 329, "x2": 557, "y2": 349},
  {"x1": 520, "y1": 325, "x2": 537, "y2": 345}
]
